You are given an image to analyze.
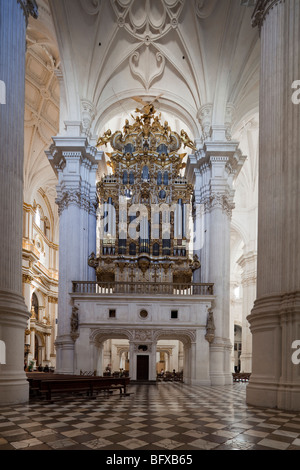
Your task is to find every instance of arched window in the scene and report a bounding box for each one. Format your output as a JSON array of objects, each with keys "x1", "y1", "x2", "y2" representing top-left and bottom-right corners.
[
  {"x1": 163, "y1": 171, "x2": 169, "y2": 185},
  {"x1": 157, "y1": 171, "x2": 162, "y2": 185}
]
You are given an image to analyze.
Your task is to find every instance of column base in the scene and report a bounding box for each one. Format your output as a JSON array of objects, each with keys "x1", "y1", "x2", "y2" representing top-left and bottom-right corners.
[
  {"x1": 210, "y1": 338, "x2": 233, "y2": 385},
  {"x1": 240, "y1": 353, "x2": 252, "y2": 373},
  {"x1": 54, "y1": 335, "x2": 75, "y2": 374},
  {"x1": 246, "y1": 378, "x2": 279, "y2": 409},
  {"x1": 191, "y1": 378, "x2": 212, "y2": 386},
  {"x1": 247, "y1": 380, "x2": 300, "y2": 411},
  {"x1": 247, "y1": 292, "x2": 300, "y2": 411},
  {"x1": 0, "y1": 289, "x2": 30, "y2": 404},
  {"x1": 0, "y1": 372, "x2": 29, "y2": 404}
]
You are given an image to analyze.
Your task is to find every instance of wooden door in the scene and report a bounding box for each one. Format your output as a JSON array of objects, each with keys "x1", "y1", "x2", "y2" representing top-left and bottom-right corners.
[{"x1": 136, "y1": 355, "x2": 149, "y2": 381}]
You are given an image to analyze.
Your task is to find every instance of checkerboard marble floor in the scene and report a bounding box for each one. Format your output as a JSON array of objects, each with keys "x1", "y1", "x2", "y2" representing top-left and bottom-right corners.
[{"x1": 0, "y1": 382, "x2": 300, "y2": 451}]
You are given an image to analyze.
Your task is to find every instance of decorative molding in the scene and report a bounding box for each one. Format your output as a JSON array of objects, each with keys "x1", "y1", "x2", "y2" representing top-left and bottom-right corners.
[
  {"x1": 89, "y1": 327, "x2": 198, "y2": 347},
  {"x1": 200, "y1": 193, "x2": 235, "y2": 218},
  {"x1": 129, "y1": 46, "x2": 166, "y2": 92},
  {"x1": 17, "y1": 0, "x2": 38, "y2": 24},
  {"x1": 252, "y1": 0, "x2": 285, "y2": 30},
  {"x1": 224, "y1": 103, "x2": 235, "y2": 142},
  {"x1": 89, "y1": 328, "x2": 134, "y2": 344},
  {"x1": 79, "y1": 0, "x2": 102, "y2": 16},
  {"x1": 111, "y1": 0, "x2": 184, "y2": 41},
  {"x1": 23, "y1": 273, "x2": 34, "y2": 284},
  {"x1": 81, "y1": 99, "x2": 96, "y2": 136},
  {"x1": 56, "y1": 188, "x2": 97, "y2": 216},
  {"x1": 153, "y1": 329, "x2": 197, "y2": 345},
  {"x1": 134, "y1": 329, "x2": 153, "y2": 342},
  {"x1": 194, "y1": 0, "x2": 218, "y2": 19},
  {"x1": 197, "y1": 104, "x2": 213, "y2": 141}
]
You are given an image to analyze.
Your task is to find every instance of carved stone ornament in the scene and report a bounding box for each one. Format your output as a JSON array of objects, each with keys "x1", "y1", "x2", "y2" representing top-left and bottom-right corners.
[
  {"x1": 81, "y1": 99, "x2": 96, "y2": 136},
  {"x1": 134, "y1": 343, "x2": 152, "y2": 353},
  {"x1": 111, "y1": 0, "x2": 184, "y2": 40},
  {"x1": 251, "y1": 0, "x2": 284, "y2": 30},
  {"x1": 134, "y1": 330, "x2": 153, "y2": 342},
  {"x1": 197, "y1": 103, "x2": 212, "y2": 141},
  {"x1": 18, "y1": 0, "x2": 38, "y2": 23},
  {"x1": 56, "y1": 189, "x2": 92, "y2": 215},
  {"x1": 205, "y1": 308, "x2": 215, "y2": 343},
  {"x1": 70, "y1": 306, "x2": 79, "y2": 341},
  {"x1": 129, "y1": 46, "x2": 166, "y2": 92},
  {"x1": 201, "y1": 193, "x2": 235, "y2": 218}
]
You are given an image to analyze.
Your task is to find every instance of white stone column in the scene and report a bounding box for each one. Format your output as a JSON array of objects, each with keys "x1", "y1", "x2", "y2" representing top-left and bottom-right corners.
[
  {"x1": 191, "y1": 142, "x2": 245, "y2": 385},
  {"x1": 46, "y1": 125, "x2": 102, "y2": 374},
  {"x1": 129, "y1": 342, "x2": 136, "y2": 381},
  {"x1": 0, "y1": 0, "x2": 38, "y2": 404},
  {"x1": 30, "y1": 329, "x2": 35, "y2": 362},
  {"x1": 183, "y1": 344, "x2": 191, "y2": 384},
  {"x1": 238, "y1": 251, "x2": 257, "y2": 373},
  {"x1": 247, "y1": 0, "x2": 300, "y2": 410},
  {"x1": 45, "y1": 333, "x2": 51, "y2": 363},
  {"x1": 149, "y1": 343, "x2": 157, "y2": 382}
]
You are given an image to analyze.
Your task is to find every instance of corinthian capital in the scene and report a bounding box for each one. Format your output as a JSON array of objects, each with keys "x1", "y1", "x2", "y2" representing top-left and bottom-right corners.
[
  {"x1": 17, "y1": 0, "x2": 38, "y2": 23},
  {"x1": 252, "y1": 0, "x2": 284, "y2": 30}
]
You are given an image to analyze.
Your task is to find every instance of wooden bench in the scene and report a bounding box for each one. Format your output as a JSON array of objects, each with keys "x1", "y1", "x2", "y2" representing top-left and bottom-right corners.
[
  {"x1": 26, "y1": 373, "x2": 130, "y2": 401},
  {"x1": 232, "y1": 372, "x2": 251, "y2": 382}
]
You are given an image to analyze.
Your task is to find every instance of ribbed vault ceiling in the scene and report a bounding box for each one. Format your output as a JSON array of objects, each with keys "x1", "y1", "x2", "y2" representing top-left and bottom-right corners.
[{"x1": 24, "y1": 0, "x2": 260, "y2": 249}]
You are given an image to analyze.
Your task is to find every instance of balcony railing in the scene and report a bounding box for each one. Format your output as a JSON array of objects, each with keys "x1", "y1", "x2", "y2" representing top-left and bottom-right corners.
[{"x1": 72, "y1": 281, "x2": 214, "y2": 296}]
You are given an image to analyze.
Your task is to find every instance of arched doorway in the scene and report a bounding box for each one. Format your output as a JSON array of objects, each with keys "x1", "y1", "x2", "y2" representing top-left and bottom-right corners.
[
  {"x1": 234, "y1": 325, "x2": 242, "y2": 372},
  {"x1": 154, "y1": 330, "x2": 196, "y2": 384},
  {"x1": 156, "y1": 340, "x2": 184, "y2": 379},
  {"x1": 84, "y1": 329, "x2": 132, "y2": 377}
]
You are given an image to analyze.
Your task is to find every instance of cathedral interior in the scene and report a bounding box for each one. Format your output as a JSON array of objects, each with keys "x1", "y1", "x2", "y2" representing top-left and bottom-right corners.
[{"x1": 0, "y1": 0, "x2": 300, "y2": 453}]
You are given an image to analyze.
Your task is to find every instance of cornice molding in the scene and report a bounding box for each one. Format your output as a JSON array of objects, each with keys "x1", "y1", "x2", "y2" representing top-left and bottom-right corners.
[{"x1": 252, "y1": 0, "x2": 285, "y2": 30}]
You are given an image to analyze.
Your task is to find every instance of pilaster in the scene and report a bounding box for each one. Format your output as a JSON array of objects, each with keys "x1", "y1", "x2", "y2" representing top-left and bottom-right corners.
[
  {"x1": 46, "y1": 128, "x2": 103, "y2": 373},
  {"x1": 190, "y1": 141, "x2": 246, "y2": 385}
]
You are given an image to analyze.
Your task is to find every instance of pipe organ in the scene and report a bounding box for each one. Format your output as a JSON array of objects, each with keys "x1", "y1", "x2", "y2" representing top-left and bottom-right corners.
[{"x1": 89, "y1": 102, "x2": 200, "y2": 285}]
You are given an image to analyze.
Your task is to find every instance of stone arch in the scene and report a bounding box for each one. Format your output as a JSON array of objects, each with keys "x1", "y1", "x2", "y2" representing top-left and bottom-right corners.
[
  {"x1": 87, "y1": 328, "x2": 133, "y2": 376},
  {"x1": 153, "y1": 329, "x2": 196, "y2": 347},
  {"x1": 89, "y1": 328, "x2": 134, "y2": 345}
]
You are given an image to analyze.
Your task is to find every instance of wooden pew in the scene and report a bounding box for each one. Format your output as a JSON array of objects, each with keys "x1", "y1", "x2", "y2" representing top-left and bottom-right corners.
[
  {"x1": 26, "y1": 373, "x2": 130, "y2": 401},
  {"x1": 232, "y1": 372, "x2": 251, "y2": 382}
]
